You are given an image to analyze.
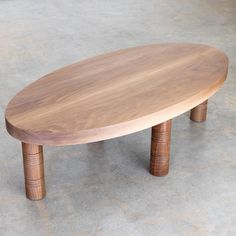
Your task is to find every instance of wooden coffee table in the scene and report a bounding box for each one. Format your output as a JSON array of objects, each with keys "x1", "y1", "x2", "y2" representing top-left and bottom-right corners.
[{"x1": 5, "y1": 43, "x2": 228, "y2": 200}]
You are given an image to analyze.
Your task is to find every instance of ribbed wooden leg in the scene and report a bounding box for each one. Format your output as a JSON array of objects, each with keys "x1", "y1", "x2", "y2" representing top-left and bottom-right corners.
[
  {"x1": 190, "y1": 100, "x2": 208, "y2": 122},
  {"x1": 22, "y1": 143, "x2": 46, "y2": 200},
  {"x1": 150, "y1": 120, "x2": 172, "y2": 176}
]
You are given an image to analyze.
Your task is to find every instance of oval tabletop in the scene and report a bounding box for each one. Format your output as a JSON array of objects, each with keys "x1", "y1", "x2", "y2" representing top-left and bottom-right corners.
[{"x1": 5, "y1": 43, "x2": 228, "y2": 146}]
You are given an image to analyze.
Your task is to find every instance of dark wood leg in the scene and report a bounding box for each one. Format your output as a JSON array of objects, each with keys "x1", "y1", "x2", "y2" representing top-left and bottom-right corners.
[
  {"x1": 22, "y1": 143, "x2": 46, "y2": 200},
  {"x1": 190, "y1": 100, "x2": 208, "y2": 122},
  {"x1": 150, "y1": 120, "x2": 172, "y2": 176}
]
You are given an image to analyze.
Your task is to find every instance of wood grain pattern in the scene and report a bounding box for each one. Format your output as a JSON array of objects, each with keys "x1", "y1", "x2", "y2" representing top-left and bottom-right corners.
[
  {"x1": 22, "y1": 143, "x2": 46, "y2": 200},
  {"x1": 190, "y1": 100, "x2": 208, "y2": 122},
  {"x1": 150, "y1": 120, "x2": 172, "y2": 176},
  {"x1": 5, "y1": 43, "x2": 228, "y2": 146}
]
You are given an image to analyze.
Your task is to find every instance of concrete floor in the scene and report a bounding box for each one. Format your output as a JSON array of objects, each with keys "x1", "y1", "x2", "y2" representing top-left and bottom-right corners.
[{"x1": 0, "y1": 0, "x2": 236, "y2": 235}]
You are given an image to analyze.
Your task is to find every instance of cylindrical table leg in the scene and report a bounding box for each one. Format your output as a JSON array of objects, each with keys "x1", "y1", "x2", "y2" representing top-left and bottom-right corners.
[
  {"x1": 150, "y1": 120, "x2": 172, "y2": 176},
  {"x1": 22, "y1": 142, "x2": 46, "y2": 200},
  {"x1": 190, "y1": 100, "x2": 208, "y2": 122}
]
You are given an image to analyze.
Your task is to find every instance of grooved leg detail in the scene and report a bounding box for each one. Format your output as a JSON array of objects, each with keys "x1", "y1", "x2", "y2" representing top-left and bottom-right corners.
[
  {"x1": 150, "y1": 120, "x2": 172, "y2": 176},
  {"x1": 190, "y1": 100, "x2": 208, "y2": 122},
  {"x1": 22, "y1": 143, "x2": 46, "y2": 200}
]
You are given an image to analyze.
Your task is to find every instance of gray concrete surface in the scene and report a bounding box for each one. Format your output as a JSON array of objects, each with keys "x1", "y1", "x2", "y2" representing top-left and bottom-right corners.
[{"x1": 0, "y1": 0, "x2": 236, "y2": 235}]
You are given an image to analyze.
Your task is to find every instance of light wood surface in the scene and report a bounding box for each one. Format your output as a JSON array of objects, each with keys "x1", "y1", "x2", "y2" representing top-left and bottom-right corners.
[
  {"x1": 150, "y1": 120, "x2": 172, "y2": 176},
  {"x1": 5, "y1": 43, "x2": 228, "y2": 146},
  {"x1": 22, "y1": 143, "x2": 46, "y2": 200}
]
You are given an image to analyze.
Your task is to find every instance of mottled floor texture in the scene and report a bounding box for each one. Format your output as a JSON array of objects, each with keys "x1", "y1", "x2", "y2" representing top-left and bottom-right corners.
[{"x1": 0, "y1": 0, "x2": 236, "y2": 235}]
